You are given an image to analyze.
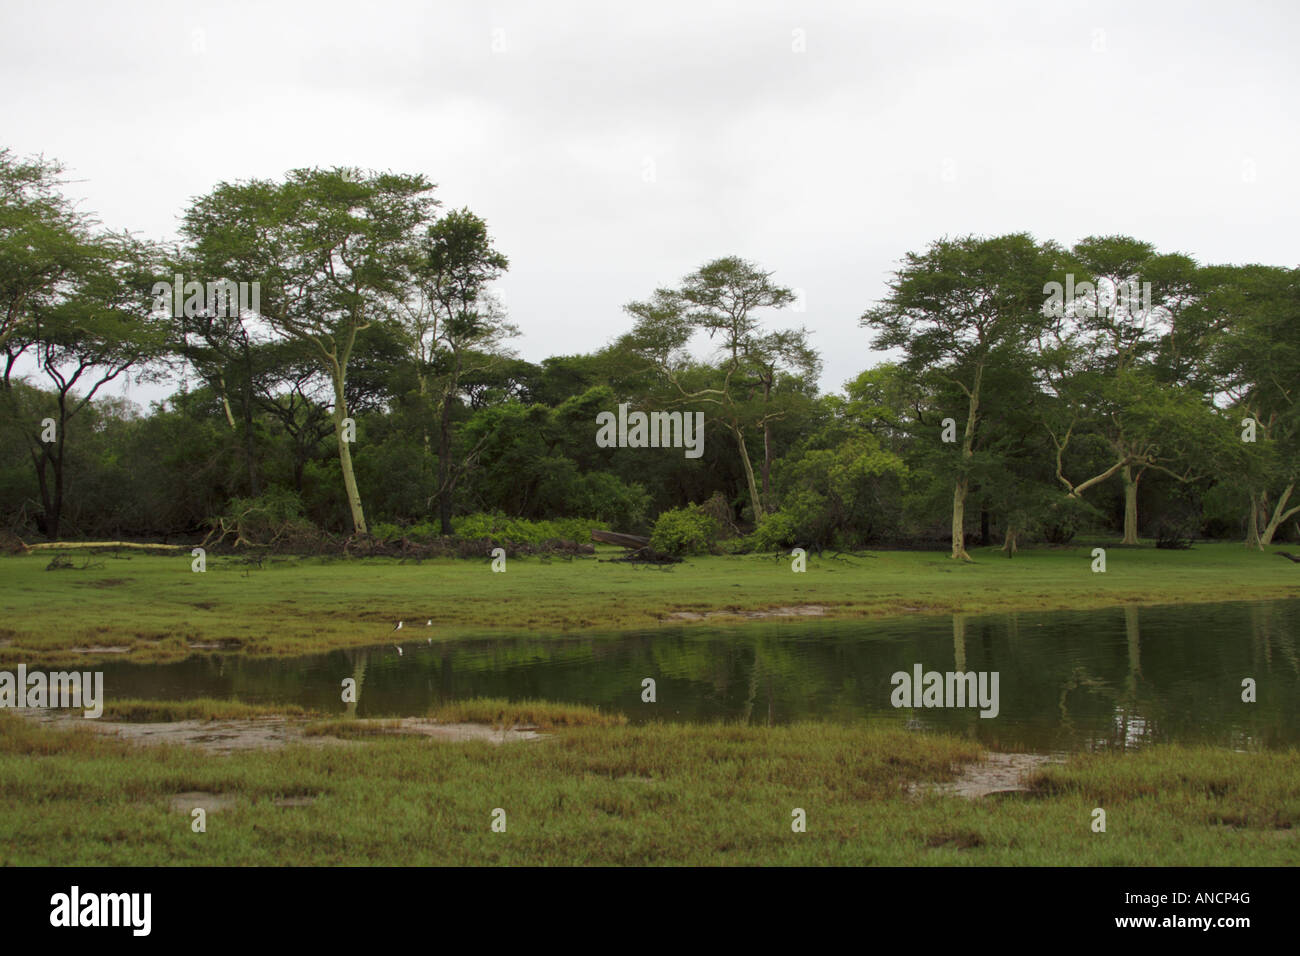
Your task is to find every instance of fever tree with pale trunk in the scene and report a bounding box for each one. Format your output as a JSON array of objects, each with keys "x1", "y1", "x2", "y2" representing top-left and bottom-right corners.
[
  {"x1": 862, "y1": 234, "x2": 1060, "y2": 561},
  {"x1": 1036, "y1": 237, "x2": 1217, "y2": 545},
  {"x1": 181, "y1": 168, "x2": 439, "y2": 535},
  {"x1": 623, "y1": 256, "x2": 817, "y2": 523}
]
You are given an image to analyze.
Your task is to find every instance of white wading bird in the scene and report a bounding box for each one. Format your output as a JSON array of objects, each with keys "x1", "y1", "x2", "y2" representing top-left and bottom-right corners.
[
  {"x1": 393, "y1": 620, "x2": 403, "y2": 631},
  {"x1": 394, "y1": 645, "x2": 403, "y2": 656}
]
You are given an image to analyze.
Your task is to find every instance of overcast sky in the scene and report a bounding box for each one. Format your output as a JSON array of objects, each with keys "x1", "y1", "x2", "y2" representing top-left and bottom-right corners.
[{"x1": 2, "y1": 0, "x2": 1297, "y2": 405}]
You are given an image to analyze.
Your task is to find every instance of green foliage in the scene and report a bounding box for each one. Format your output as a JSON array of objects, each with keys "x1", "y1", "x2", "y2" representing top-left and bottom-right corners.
[
  {"x1": 4, "y1": 171, "x2": 1299, "y2": 555},
  {"x1": 750, "y1": 507, "x2": 801, "y2": 550},
  {"x1": 650, "y1": 505, "x2": 721, "y2": 555},
  {"x1": 217, "y1": 488, "x2": 319, "y2": 545},
  {"x1": 453, "y1": 512, "x2": 605, "y2": 545}
]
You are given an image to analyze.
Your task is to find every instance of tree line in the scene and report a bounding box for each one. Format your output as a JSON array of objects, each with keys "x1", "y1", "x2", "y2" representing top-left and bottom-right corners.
[{"x1": 2, "y1": 148, "x2": 1296, "y2": 556}]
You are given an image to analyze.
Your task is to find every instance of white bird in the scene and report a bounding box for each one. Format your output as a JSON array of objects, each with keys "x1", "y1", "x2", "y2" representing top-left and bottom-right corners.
[
  {"x1": 393, "y1": 621, "x2": 403, "y2": 631},
  {"x1": 426, "y1": 619, "x2": 432, "y2": 626},
  {"x1": 394, "y1": 645, "x2": 403, "y2": 656}
]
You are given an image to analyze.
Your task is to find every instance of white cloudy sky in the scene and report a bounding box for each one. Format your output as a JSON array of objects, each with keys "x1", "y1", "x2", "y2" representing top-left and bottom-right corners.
[{"x1": 2, "y1": 0, "x2": 1296, "y2": 403}]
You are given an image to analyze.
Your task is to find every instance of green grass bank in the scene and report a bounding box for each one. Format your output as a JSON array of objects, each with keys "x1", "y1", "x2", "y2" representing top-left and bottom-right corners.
[{"x1": 2, "y1": 541, "x2": 1296, "y2": 665}]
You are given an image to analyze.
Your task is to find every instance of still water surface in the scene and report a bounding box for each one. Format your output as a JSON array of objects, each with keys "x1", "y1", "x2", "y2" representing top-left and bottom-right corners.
[{"x1": 88, "y1": 599, "x2": 1300, "y2": 753}]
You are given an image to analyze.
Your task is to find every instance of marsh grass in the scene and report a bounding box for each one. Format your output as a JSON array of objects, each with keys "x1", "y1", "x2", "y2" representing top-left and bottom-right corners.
[
  {"x1": 99, "y1": 698, "x2": 313, "y2": 722},
  {"x1": 428, "y1": 698, "x2": 627, "y2": 728},
  {"x1": 1, "y1": 711, "x2": 1295, "y2": 866},
  {"x1": 302, "y1": 719, "x2": 405, "y2": 738}
]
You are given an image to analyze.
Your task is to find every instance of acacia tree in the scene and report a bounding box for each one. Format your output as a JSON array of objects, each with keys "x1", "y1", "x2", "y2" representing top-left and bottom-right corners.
[
  {"x1": 1038, "y1": 237, "x2": 1214, "y2": 544},
  {"x1": 0, "y1": 150, "x2": 97, "y2": 354},
  {"x1": 181, "y1": 167, "x2": 439, "y2": 534},
  {"x1": 623, "y1": 256, "x2": 817, "y2": 523},
  {"x1": 862, "y1": 234, "x2": 1060, "y2": 561},
  {"x1": 165, "y1": 251, "x2": 270, "y2": 497},
  {"x1": 1202, "y1": 264, "x2": 1300, "y2": 547},
  {"x1": 401, "y1": 208, "x2": 515, "y2": 533},
  {"x1": 4, "y1": 233, "x2": 167, "y2": 538}
]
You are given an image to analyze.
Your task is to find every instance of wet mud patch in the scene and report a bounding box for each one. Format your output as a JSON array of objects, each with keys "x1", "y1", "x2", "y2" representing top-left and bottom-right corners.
[
  {"x1": 18, "y1": 710, "x2": 544, "y2": 752},
  {"x1": 312, "y1": 717, "x2": 547, "y2": 744},
  {"x1": 97, "y1": 718, "x2": 339, "y2": 754},
  {"x1": 17, "y1": 710, "x2": 343, "y2": 754},
  {"x1": 911, "y1": 752, "x2": 1062, "y2": 800},
  {"x1": 169, "y1": 791, "x2": 236, "y2": 813}
]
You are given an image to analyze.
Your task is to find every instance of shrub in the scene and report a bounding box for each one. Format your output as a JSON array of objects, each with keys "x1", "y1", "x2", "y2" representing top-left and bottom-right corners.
[
  {"x1": 453, "y1": 512, "x2": 607, "y2": 546},
  {"x1": 210, "y1": 488, "x2": 320, "y2": 548},
  {"x1": 749, "y1": 508, "x2": 801, "y2": 551},
  {"x1": 368, "y1": 522, "x2": 405, "y2": 543},
  {"x1": 1034, "y1": 495, "x2": 1097, "y2": 545},
  {"x1": 649, "y1": 505, "x2": 720, "y2": 556}
]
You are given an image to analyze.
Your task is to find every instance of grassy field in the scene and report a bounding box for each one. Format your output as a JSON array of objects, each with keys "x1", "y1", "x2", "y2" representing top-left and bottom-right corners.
[
  {"x1": 2, "y1": 541, "x2": 1297, "y2": 665},
  {"x1": 1, "y1": 708, "x2": 1296, "y2": 866},
  {"x1": 4, "y1": 541, "x2": 1296, "y2": 866}
]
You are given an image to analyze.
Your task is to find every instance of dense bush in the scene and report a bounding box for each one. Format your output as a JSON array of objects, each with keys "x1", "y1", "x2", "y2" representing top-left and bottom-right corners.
[
  {"x1": 208, "y1": 488, "x2": 319, "y2": 547},
  {"x1": 749, "y1": 508, "x2": 801, "y2": 550},
  {"x1": 368, "y1": 513, "x2": 606, "y2": 546},
  {"x1": 453, "y1": 513, "x2": 606, "y2": 546},
  {"x1": 650, "y1": 505, "x2": 720, "y2": 555}
]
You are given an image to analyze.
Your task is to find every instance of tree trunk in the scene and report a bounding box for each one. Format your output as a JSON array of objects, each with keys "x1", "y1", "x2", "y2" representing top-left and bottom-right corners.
[
  {"x1": 37, "y1": 405, "x2": 69, "y2": 540},
  {"x1": 1261, "y1": 482, "x2": 1299, "y2": 546},
  {"x1": 733, "y1": 424, "x2": 765, "y2": 523},
  {"x1": 23, "y1": 540, "x2": 186, "y2": 552},
  {"x1": 51, "y1": 443, "x2": 64, "y2": 541},
  {"x1": 31, "y1": 446, "x2": 53, "y2": 538},
  {"x1": 1245, "y1": 490, "x2": 1263, "y2": 550},
  {"x1": 980, "y1": 506, "x2": 990, "y2": 546},
  {"x1": 332, "y1": 376, "x2": 367, "y2": 535},
  {"x1": 951, "y1": 367, "x2": 981, "y2": 562},
  {"x1": 1121, "y1": 465, "x2": 1140, "y2": 545},
  {"x1": 761, "y1": 379, "x2": 773, "y2": 496},
  {"x1": 418, "y1": 371, "x2": 432, "y2": 456},
  {"x1": 951, "y1": 476, "x2": 970, "y2": 561},
  {"x1": 218, "y1": 381, "x2": 237, "y2": 430}
]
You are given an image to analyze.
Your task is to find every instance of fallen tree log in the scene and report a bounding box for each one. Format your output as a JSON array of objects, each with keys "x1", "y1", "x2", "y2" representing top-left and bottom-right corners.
[
  {"x1": 590, "y1": 530, "x2": 651, "y2": 548},
  {"x1": 19, "y1": 540, "x2": 188, "y2": 553},
  {"x1": 590, "y1": 529, "x2": 680, "y2": 563}
]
